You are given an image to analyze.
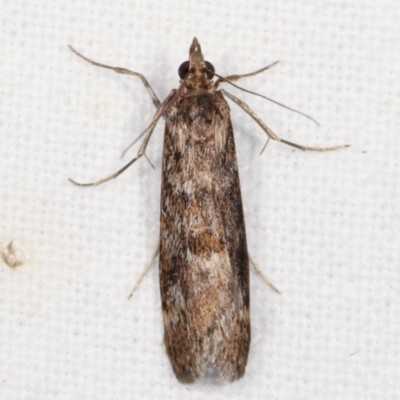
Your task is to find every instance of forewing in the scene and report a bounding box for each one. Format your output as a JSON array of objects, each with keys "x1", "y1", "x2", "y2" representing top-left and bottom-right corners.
[{"x1": 159, "y1": 92, "x2": 250, "y2": 383}]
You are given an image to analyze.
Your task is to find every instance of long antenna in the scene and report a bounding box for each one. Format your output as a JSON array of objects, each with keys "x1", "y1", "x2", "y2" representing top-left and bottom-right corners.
[{"x1": 212, "y1": 70, "x2": 320, "y2": 126}]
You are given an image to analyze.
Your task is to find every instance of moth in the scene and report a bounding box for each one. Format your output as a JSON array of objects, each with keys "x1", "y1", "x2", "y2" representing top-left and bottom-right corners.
[{"x1": 69, "y1": 38, "x2": 349, "y2": 383}]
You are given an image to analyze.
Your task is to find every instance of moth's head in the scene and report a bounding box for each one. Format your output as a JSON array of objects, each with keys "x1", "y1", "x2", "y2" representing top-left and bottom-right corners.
[{"x1": 178, "y1": 37, "x2": 215, "y2": 80}]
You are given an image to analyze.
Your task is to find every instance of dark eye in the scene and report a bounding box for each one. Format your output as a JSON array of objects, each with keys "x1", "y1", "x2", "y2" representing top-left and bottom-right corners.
[
  {"x1": 178, "y1": 61, "x2": 190, "y2": 79},
  {"x1": 204, "y1": 61, "x2": 215, "y2": 79}
]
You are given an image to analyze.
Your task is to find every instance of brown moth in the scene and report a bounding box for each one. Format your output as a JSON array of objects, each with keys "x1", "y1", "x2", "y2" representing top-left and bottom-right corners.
[
  {"x1": 69, "y1": 38, "x2": 349, "y2": 383},
  {"x1": 159, "y1": 40, "x2": 251, "y2": 383}
]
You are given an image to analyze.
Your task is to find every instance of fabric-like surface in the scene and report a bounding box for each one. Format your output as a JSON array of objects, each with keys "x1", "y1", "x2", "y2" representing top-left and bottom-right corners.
[{"x1": 0, "y1": 1, "x2": 398, "y2": 399}]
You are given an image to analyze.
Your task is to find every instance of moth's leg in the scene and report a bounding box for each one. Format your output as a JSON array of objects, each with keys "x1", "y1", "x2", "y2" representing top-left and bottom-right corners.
[
  {"x1": 128, "y1": 241, "x2": 160, "y2": 300},
  {"x1": 219, "y1": 61, "x2": 280, "y2": 84},
  {"x1": 222, "y1": 89, "x2": 351, "y2": 152},
  {"x1": 249, "y1": 254, "x2": 280, "y2": 294},
  {"x1": 69, "y1": 45, "x2": 161, "y2": 109},
  {"x1": 68, "y1": 90, "x2": 176, "y2": 187}
]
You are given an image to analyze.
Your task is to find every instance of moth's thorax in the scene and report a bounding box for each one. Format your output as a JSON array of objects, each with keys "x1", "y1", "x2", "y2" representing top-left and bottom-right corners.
[{"x1": 181, "y1": 77, "x2": 216, "y2": 94}]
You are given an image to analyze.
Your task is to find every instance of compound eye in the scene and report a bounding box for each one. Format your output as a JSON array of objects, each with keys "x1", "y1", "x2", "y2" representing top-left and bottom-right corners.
[
  {"x1": 178, "y1": 61, "x2": 190, "y2": 79},
  {"x1": 204, "y1": 61, "x2": 215, "y2": 79}
]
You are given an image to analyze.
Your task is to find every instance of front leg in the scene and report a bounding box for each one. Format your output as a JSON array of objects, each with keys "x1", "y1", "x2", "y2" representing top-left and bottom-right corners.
[{"x1": 69, "y1": 45, "x2": 161, "y2": 109}]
